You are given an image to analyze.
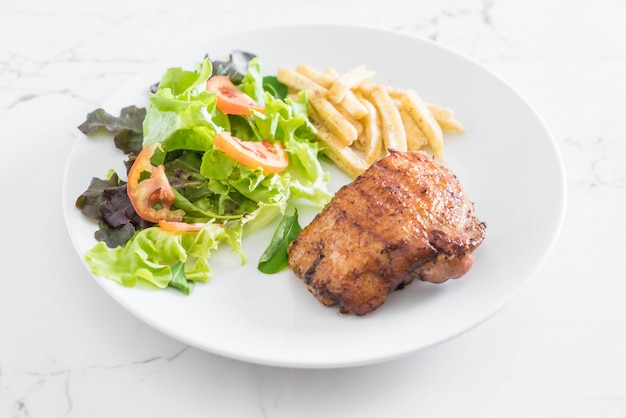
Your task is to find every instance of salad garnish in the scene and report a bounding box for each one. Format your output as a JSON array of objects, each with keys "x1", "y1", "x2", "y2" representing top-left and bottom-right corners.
[{"x1": 76, "y1": 51, "x2": 331, "y2": 294}]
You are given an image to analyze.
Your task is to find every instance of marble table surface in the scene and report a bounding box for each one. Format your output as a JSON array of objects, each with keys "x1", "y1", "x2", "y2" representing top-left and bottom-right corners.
[{"x1": 1, "y1": 0, "x2": 625, "y2": 417}]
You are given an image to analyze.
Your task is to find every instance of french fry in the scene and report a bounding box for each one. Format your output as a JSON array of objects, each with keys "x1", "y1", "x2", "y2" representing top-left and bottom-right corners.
[
  {"x1": 369, "y1": 86, "x2": 407, "y2": 152},
  {"x1": 313, "y1": 120, "x2": 369, "y2": 179},
  {"x1": 335, "y1": 102, "x2": 364, "y2": 137},
  {"x1": 338, "y1": 90, "x2": 369, "y2": 120},
  {"x1": 354, "y1": 81, "x2": 376, "y2": 96},
  {"x1": 308, "y1": 89, "x2": 358, "y2": 146},
  {"x1": 380, "y1": 85, "x2": 407, "y2": 98},
  {"x1": 427, "y1": 103, "x2": 465, "y2": 132},
  {"x1": 400, "y1": 89, "x2": 445, "y2": 162},
  {"x1": 277, "y1": 67, "x2": 327, "y2": 93},
  {"x1": 328, "y1": 65, "x2": 375, "y2": 104},
  {"x1": 358, "y1": 97, "x2": 384, "y2": 164},
  {"x1": 388, "y1": 86, "x2": 464, "y2": 133},
  {"x1": 324, "y1": 66, "x2": 340, "y2": 79},
  {"x1": 398, "y1": 106, "x2": 428, "y2": 151},
  {"x1": 295, "y1": 64, "x2": 336, "y2": 88}
]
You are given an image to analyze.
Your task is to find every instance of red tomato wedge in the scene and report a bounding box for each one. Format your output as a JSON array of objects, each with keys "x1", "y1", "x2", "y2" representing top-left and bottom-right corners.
[
  {"x1": 213, "y1": 132, "x2": 288, "y2": 174},
  {"x1": 206, "y1": 75, "x2": 265, "y2": 115},
  {"x1": 158, "y1": 220, "x2": 208, "y2": 232},
  {"x1": 127, "y1": 143, "x2": 185, "y2": 223}
]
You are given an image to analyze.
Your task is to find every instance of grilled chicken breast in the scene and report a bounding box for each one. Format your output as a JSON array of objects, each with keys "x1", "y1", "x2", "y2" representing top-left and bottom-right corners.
[{"x1": 287, "y1": 150, "x2": 486, "y2": 316}]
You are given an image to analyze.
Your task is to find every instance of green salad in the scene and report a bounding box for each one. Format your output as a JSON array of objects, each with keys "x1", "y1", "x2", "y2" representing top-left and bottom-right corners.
[{"x1": 76, "y1": 51, "x2": 331, "y2": 294}]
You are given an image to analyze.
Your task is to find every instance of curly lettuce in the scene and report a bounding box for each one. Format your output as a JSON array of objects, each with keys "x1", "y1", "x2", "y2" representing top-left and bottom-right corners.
[
  {"x1": 78, "y1": 53, "x2": 330, "y2": 293},
  {"x1": 85, "y1": 221, "x2": 236, "y2": 295}
]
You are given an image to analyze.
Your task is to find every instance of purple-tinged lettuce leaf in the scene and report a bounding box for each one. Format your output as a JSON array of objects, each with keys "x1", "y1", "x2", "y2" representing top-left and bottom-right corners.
[
  {"x1": 100, "y1": 184, "x2": 152, "y2": 229},
  {"x1": 78, "y1": 105, "x2": 145, "y2": 135},
  {"x1": 211, "y1": 50, "x2": 256, "y2": 84},
  {"x1": 113, "y1": 129, "x2": 143, "y2": 155},
  {"x1": 78, "y1": 106, "x2": 146, "y2": 155},
  {"x1": 94, "y1": 221, "x2": 136, "y2": 249},
  {"x1": 75, "y1": 174, "x2": 122, "y2": 222},
  {"x1": 76, "y1": 174, "x2": 153, "y2": 248}
]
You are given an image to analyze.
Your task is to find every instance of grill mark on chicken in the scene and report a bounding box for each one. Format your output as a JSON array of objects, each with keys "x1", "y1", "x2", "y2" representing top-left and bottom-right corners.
[{"x1": 288, "y1": 150, "x2": 486, "y2": 316}]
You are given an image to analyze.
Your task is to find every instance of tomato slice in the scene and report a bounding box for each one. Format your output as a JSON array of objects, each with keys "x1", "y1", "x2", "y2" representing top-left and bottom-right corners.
[
  {"x1": 206, "y1": 75, "x2": 265, "y2": 115},
  {"x1": 158, "y1": 220, "x2": 208, "y2": 232},
  {"x1": 127, "y1": 143, "x2": 185, "y2": 223},
  {"x1": 213, "y1": 132, "x2": 288, "y2": 174}
]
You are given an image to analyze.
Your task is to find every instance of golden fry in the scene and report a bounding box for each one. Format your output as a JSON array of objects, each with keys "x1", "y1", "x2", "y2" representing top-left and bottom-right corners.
[
  {"x1": 324, "y1": 66, "x2": 340, "y2": 78},
  {"x1": 335, "y1": 102, "x2": 364, "y2": 137},
  {"x1": 381, "y1": 85, "x2": 407, "y2": 98},
  {"x1": 427, "y1": 103, "x2": 465, "y2": 132},
  {"x1": 338, "y1": 90, "x2": 369, "y2": 120},
  {"x1": 388, "y1": 86, "x2": 464, "y2": 133},
  {"x1": 277, "y1": 67, "x2": 327, "y2": 93},
  {"x1": 369, "y1": 86, "x2": 407, "y2": 152},
  {"x1": 295, "y1": 64, "x2": 336, "y2": 88},
  {"x1": 398, "y1": 106, "x2": 428, "y2": 151},
  {"x1": 400, "y1": 89, "x2": 445, "y2": 162},
  {"x1": 313, "y1": 120, "x2": 369, "y2": 179},
  {"x1": 358, "y1": 97, "x2": 384, "y2": 164},
  {"x1": 308, "y1": 90, "x2": 358, "y2": 145},
  {"x1": 328, "y1": 65, "x2": 375, "y2": 104}
]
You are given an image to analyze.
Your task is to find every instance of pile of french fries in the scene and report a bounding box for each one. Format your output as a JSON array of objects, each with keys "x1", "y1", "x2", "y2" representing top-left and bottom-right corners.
[{"x1": 277, "y1": 64, "x2": 465, "y2": 178}]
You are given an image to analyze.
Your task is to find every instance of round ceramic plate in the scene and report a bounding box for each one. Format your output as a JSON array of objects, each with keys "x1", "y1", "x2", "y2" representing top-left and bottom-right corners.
[{"x1": 63, "y1": 23, "x2": 566, "y2": 368}]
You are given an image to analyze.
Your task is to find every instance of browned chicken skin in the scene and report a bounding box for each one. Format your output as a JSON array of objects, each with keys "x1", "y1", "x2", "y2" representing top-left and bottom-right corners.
[{"x1": 287, "y1": 150, "x2": 486, "y2": 316}]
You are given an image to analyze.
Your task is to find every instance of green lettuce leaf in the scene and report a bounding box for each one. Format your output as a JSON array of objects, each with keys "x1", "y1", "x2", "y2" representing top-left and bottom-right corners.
[
  {"x1": 157, "y1": 58, "x2": 213, "y2": 98},
  {"x1": 142, "y1": 58, "x2": 226, "y2": 151},
  {"x1": 258, "y1": 209, "x2": 302, "y2": 274},
  {"x1": 142, "y1": 91, "x2": 222, "y2": 151},
  {"x1": 239, "y1": 57, "x2": 265, "y2": 106},
  {"x1": 85, "y1": 222, "x2": 231, "y2": 290},
  {"x1": 262, "y1": 76, "x2": 288, "y2": 100}
]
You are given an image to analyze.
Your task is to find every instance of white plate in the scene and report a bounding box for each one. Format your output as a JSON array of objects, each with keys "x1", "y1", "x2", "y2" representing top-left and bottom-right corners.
[{"x1": 63, "y1": 23, "x2": 566, "y2": 368}]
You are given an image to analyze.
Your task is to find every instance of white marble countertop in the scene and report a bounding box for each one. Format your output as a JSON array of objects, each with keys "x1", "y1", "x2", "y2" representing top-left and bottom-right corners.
[{"x1": 1, "y1": 0, "x2": 625, "y2": 416}]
